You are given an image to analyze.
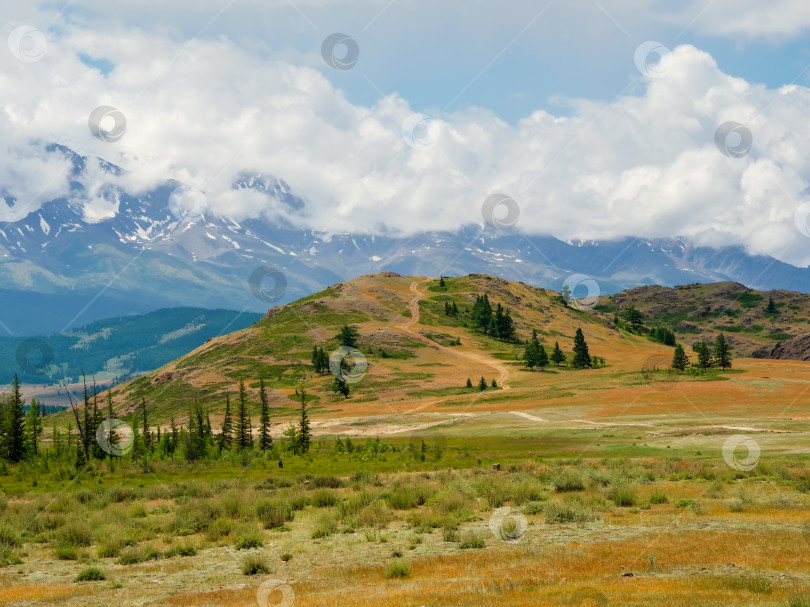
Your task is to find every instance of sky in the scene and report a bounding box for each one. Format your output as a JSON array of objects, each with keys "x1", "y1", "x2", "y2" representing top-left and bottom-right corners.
[{"x1": 4, "y1": 1, "x2": 810, "y2": 265}]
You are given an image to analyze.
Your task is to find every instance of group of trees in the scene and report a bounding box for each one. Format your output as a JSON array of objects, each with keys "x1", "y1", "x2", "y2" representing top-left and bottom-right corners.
[
  {"x1": 471, "y1": 295, "x2": 517, "y2": 341},
  {"x1": 523, "y1": 328, "x2": 598, "y2": 370},
  {"x1": 0, "y1": 370, "x2": 321, "y2": 465},
  {"x1": 465, "y1": 377, "x2": 497, "y2": 390},
  {"x1": 671, "y1": 333, "x2": 733, "y2": 372}
]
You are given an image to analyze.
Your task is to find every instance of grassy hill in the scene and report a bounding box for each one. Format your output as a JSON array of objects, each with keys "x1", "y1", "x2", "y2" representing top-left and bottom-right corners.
[
  {"x1": 596, "y1": 281, "x2": 810, "y2": 356},
  {"x1": 71, "y1": 273, "x2": 810, "y2": 440}
]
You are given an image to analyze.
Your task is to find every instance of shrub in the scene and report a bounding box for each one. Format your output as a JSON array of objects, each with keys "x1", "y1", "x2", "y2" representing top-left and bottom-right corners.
[
  {"x1": 205, "y1": 518, "x2": 233, "y2": 541},
  {"x1": 441, "y1": 527, "x2": 459, "y2": 542},
  {"x1": 384, "y1": 482, "x2": 433, "y2": 510},
  {"x1": 280, "y1": 553, "x2": 292, "y2": 562},
  {"x1": 675, "y1": 499, "x2": 693, "y2": 508},
  {"x1": 164, "y1": 543, "x2": 198, "y2": 558},
  {"x1": 649, "y1": 492, "x2": 668, "y2": 504},
  {"x1": 242, "y1": 554, "x2": 271, "y2": 576},
  {"x1": 255, "y1": 499, "x2": 293, "y2": 529},
  {"x1": 75, "y1": 567, "x2": 105, "y2": 582},
  {"x1": 117, "y1": 547, "x2": 162, "y2": 565},
  {"x1": 553, "y1": 470, "x2": 586, "y2": 492},
  {"x1": 607, "y1": 484, "x2": 639, "y2": 507},
  {"x1": 311, "y1": 489, "x2": 339, "y2": 508},
  {"x1": 312, "y1": 476, "x2": 344, "y2": 488},
  {"x1": 0, "y1": 524, "x2": 21, "y2": 549},
  {"x1": 54, "y1": 544, "x2": 80, "y2": 560},
  {"x1": 458, "y1": 530, "x2": 486, "y2": 549},
  {"x1": 233, "y1": 525, "x2": 264, "y2": 550},
  {"x1": 311, "y1": 511, "x2": 338, "y2": 539},
  {"x1": 787, "y1": 593, "x2": 810, "y2": 607},
  {"x1": 97, "y1": 536, "x2": 127, "y2": 559},
  {"x1": 358, "y1": 501, "x2": 393, "y2": 529},
  {"x1": 385, "y1": 560, "x2": 411, "y2": 578},
  {"x1": 54, "y1": 520, "x2": 93, "y2": 548},
  {"x1": 544, "y1": 498, "x2": 598, "y2": 524}
]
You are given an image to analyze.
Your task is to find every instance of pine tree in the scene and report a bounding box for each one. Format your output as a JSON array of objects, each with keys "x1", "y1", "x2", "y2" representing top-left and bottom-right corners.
[
  {"x1": 478, "y1": 376, "x2": 487, "y2": 391},
  {"x1": 218, "y1": 392, "x2": 233, "y2": 453},
  {"x1": 140, "y1": 400, "x2": 152, "y2": 455},
  {"x1": 572, "y1": 328, "x2": 592, "y2": 369},
  {"x1": 551, "y1": 341, "x2": 566, "y2": 366},
  {"x1": 444, "y1": 301, "x2": 452, "y2": 315},
  {"x1": 105, "y1": 389, "x2": 118, "y2": 461},
  {"x1": 695, "y1": 342, "x2": 713, "y2": 371},
  {"x1": 169, "y1": 415, "x2": 179, "y2": 460},
  {"x1": 766, "y1": 293, "x2": 777, "y2": 314},
  {"x1": 624, "y1": 306, "x2": 645, "y2": 332},
  {"x1": 258, "y1": 377, "x2": 272, "y2": 452},
  {"x1": 82, "y1": 377, "x2": 92, "y2": 459},
  {"x1": 537, "y1": 344, "x2": 549, "y2": 370},
  {"x1": 5, "y1": 375, "x2": 26, "y2": 462},
  {"x1": 466, "y1": 377, "x2": 473, "y2": 388},
  {"x1": 283, "y1": 423, "x2": 299, "y2": 455},
  {"x1": 672, "y1": 344, "x2": 689, "y2": 372},
  {"x1": 91, "y1": 381, "x2": 103, "y2": 459},
  {"x1": 491, "y1": 378, "x2": 497, "y2": 388},
  {"x1": 524, "y1": 330, "x2": 539, "y2": 371},
  {"x1": 298, "y1": 386, "x2": 311, "y2": 454},
  {"x1": 714, "y1": 333, "x2": 732, "y2": 370},
  {"x1": 312, "y1": 344, "x2": 323, "y2": 373},
  {"x1": 336, "y1": 325, "x2": 360, "y2": 348},
  {"x1": 452, "y1": 301, "x2": 458, "y2": 316},
  {"x1": 472, "y1": 294, "x2": 493, "y2": 331},
  {"x1": 439, "y1": 275, "x2": 446, "y2": 288},
  {"x1": 131, "y1": 415, "x2": 142, "y2": 460},
  {"x1": 26, "y1": 397, "x2": 42, "y2": 458},
  {"x1": 332, "y1": 378, "x2": 350, "y2": 398},
  {"x1": 235, "y1": 380, "x2": 253, "y2": 450}
]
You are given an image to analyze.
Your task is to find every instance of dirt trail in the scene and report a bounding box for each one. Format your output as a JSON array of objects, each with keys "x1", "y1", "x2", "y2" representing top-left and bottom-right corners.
[{"x1": 402, "y1": 280, "x2": 511, "y2": 390}]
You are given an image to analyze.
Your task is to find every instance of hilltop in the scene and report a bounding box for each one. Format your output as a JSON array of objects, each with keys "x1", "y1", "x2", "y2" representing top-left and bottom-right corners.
[{"x1": 597, "y1": 281, "x2": 810, "y2": 356}]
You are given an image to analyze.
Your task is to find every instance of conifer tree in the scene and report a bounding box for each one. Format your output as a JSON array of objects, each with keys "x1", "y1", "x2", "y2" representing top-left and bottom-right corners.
[
  {"x1": 141, "y1": 400, "x2": 152, "y2": 455},
  {"x1": 714, "y1": 333, "x2": 732, "y2": 370},
  {"x1": 572, "y1": 328, "x2": 593, "y2": 369},
  {"x1": 131, "y1": 415, "x2": 142, "y2": 460},
  {"x1": 26, "y1": 397, "x2": 42, "y2": 458},
  {"x1": 671, "y1": 344, "x2": 689, "y2": 372},
  {"x1": 235, "y1": 380, "x2": 253, "y2": 450},
  {"x1": 298, "y1": 386, "x2": 311, "y2": 454},
  {"x1": 105, "y1": 389, "x2": 118, "y2": 461},
  {"x1": 478, "y1": 376, "x2": 487, "y2": 390},
  {"x1": 336, "y1": 325, "x2": 360, "y2": 348},
  {"x1": 524, "y1": 330, "x2": 539, "y2": 371},
  {"x1": 466, "y1": 377, "x2": 473, "y2": 388},
  {"x1": 537, "y1": 344, "x2": 549, "y2": 370},
  {"x1": 258, "y1": 377, "x2": 272, "y2": 452},
  {"x1": 695, "y1": 342, "x2": 713, "y2": 371},
  {"x1": 551, "y1": 342, "x2": 564, "y2": 365},
  {"x1": 5, "y1": 375, "x2": 26, "y2": 462},
  {"x1": 218, "y1": 391, "x2": 233, "y2": 453},
  {"x1": 332, "y1": 378, "x2": 350, "y2": 398},
  {"x1": 766, "y1": 293, "x2": 777, "y2": 314}
]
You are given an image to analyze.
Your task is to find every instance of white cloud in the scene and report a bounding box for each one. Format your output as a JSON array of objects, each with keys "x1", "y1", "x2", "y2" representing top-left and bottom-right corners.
[{"x1": 2, "y1": 20, "x2": 810, "y2": 266}]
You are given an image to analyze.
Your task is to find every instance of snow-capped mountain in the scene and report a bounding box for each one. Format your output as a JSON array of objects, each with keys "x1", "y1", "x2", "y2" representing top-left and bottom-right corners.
[{"x1": 2, "y1": 145, "x2": 810, "y2": 335}]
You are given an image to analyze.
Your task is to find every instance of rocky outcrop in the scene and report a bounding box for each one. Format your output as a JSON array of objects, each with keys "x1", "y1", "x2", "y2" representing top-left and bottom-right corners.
[{"x1": 752, "y1": 334, "x2": 810, "y2": 361}]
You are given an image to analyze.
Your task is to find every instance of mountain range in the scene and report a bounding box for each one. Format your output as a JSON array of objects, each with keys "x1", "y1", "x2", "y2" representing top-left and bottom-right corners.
[{"x1": 3, "y1": 144, "x2": 810, "y2": 335}]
